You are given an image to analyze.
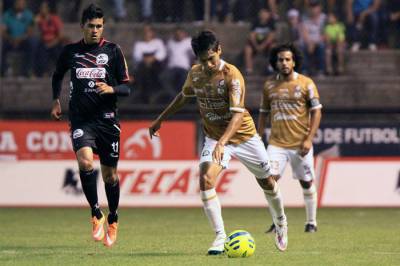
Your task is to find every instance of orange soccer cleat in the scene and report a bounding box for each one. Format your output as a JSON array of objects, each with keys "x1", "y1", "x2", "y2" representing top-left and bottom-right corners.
[
  {"x1": 91, "y1": 214, "x2": 105, "y2": 242},
  {"x1": 103, "y1": 222, "x2": 118, "y2": 247}
]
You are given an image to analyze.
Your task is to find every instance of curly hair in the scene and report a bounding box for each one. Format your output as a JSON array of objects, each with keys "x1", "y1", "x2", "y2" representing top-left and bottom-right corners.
[{"x1": 269, "y1": 43, "x2": 303, "y2": 72}]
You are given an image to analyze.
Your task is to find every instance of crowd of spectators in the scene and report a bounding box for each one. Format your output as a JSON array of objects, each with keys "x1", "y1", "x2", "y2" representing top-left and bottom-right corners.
[{"x1": 2, "y1": 0, "x2": 400, "y2": 102}]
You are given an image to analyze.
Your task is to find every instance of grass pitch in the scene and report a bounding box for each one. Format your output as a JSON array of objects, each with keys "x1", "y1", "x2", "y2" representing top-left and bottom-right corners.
[{"x1": 0, "y1": 208, "x2": 399, "y2": 266}]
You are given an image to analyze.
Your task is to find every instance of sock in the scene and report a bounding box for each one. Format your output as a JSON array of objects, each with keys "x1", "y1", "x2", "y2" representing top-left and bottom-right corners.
[
  {"x1": 200, "y1": 188, "x2": 225, "y2": 236},
  {"x1": 303, "y1": 184, "x2": 317, "y2": 225},
  {"x1": 105, "y1": 179, "x2": 120, "y2": 224},
  {"x1": 79, "y1": 169, "x2": 101, "y2": 219},
  {"x1": 264, "y1": 182, "x2": 287, "y2": 226}
]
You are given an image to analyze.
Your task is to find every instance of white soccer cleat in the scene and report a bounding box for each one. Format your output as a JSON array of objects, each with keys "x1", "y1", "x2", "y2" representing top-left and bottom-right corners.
[
  {"x1": 207, "y1": 233, "x2": 226, "y2": 255},
  {"x1": 274, "y1": 223, "x2": 288, "y2": 251}
]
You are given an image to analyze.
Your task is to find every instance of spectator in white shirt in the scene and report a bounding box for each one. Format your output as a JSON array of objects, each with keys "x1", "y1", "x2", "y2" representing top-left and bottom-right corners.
[
  {"x1": 132, "y1": 24, "x2": 167, "y2": 103},
  {"x1": 160, "y1": 26, "x2": 194, "y2": 102}
]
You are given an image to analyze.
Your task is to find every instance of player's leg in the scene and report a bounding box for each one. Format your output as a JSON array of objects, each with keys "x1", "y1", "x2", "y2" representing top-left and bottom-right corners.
[
  {"x1": 234, "y1": 136, "x2": 288, "y2": 251},
  {"x1": 76, "y1": 146, "x2": 105, "y2": 241},
  {"x1": 290, "y1": 147, "x2": 318, "y2": 232},
  {"x1": 97, "y1": 120, "x2": 121, "y2": 247},
  {"x1": 199, "y1": 137, "x2": 231, "y2": 255},
  {"x1": 264, "y1": 145, "x2": 289, "y2": 234},
  {"x1": 101, "y1": 165, "x2": 120, "y2": 246}
]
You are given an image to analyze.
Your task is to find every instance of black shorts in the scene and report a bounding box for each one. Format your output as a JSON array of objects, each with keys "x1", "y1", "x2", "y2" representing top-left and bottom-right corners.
[{"x1": 70, "y1": 118, "x2": 121, "y2": 167}]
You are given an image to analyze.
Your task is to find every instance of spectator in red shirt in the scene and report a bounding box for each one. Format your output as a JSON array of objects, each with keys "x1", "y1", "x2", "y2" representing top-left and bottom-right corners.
[{"x1": 34, "y1": 1, "x2": 63, "y2": 76}]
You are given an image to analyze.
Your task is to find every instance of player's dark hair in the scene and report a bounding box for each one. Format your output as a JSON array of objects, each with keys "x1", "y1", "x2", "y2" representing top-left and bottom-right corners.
[
  {"x1": 191, "y1": 30, "x2": 219, "y2": 56},
  {"x1": 81, "y1": 4, "x2": 104, "y2": 25},
  {"x1": 269, "y1": 43, "x2": 303, "y2": 72}
]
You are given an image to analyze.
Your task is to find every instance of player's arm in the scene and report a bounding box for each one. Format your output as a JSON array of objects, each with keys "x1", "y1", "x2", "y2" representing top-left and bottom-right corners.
[
  {"x1": 149, "y1": 92, "x2": 190, "y2": 138},
  {"x1": 300, "y1": 81, "x2": 323, "y2": 156},
  {"x1": 213, "y1": 71, "x2": 246, "y2": 164},
  {"x1": 213, "y1": 111, "x2": 244, "y2": 164},
  {"x1": 97, "y1": 45, "x2": 131, "y2": 96},
  {"x1": 300, "y1": 108, "x2": 321, "y2": 157},
  {"x1": 257, "y1": 85, "x2": 270, "y2": 138},
  {"x1": 51, "y1": 46, "x2": 69, "y2": 120}
]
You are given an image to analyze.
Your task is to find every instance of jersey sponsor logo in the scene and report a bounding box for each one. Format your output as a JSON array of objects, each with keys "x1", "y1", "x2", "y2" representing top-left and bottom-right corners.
[
  {"x1": 198, "y1": 98, "x2": 227, "y2": 109},
  {"x1": 273, "y1": 112, "x2": 297, "y2": 121},
  {"x1": 88, "y1": 81, "x2": 95, "y2": 88},
  {"x1": 205, "y1": 112, "x2": 232, "y2": 122},
  {"x1": 124, "y1": 128, "x2": 161, "y2": 159},
  {"x1": 76, "y1": 68, "x2": 106, "y2": 79},
  {"x1": 72, "y1": 129, "x2": 84, "y2": 139},
  {"x1": 96, "y1": 53, "x2": 109, "y2": 65}
]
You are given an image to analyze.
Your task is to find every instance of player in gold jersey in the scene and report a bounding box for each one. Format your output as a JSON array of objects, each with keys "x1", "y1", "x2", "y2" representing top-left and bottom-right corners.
[
  {"x1": 149, "y1": 30, "x2": 288, "y2": 254},
  {"x1": 258, "y1": 43, "x2": 322, "y2": 233}
]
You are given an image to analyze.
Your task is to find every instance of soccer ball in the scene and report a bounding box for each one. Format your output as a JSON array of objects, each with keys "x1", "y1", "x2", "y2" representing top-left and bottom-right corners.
[{"x1": 224, "y1": 230, "x2": 255, "y2": 258}]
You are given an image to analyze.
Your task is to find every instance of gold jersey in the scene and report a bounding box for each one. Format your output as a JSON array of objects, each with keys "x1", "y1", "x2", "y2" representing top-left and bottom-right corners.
[
  {"x1": 182, "y1": 60, "x2": 256, "y2": 144},
  {"x1": 260, "y1": 72, "x2": 322, "y2": 149}
]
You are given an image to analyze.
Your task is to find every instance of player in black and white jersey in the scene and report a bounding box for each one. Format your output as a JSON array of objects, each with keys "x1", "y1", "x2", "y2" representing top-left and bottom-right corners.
[{"x1": 51, "y1": 4, "x2": 130, "y2": 247}]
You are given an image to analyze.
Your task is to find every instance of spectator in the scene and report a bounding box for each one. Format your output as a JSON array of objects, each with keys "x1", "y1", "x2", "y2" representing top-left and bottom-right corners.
[
  {"x1": 286, "y1": 8, "x2": 302, "y2": 46},
  {"x1": 140, "y1": 0, "x2": 153, "y2": 22},
  {"x1": 210, "y1": 0, "x2": 230, "y2": 23},
  {"x1": 387, "y1": 1, "x2": 400, "y2": 48},
  {"x1": 1, "y1": 0, "x2": 37, "y2": 77},
  {"x1": 34, "y1": 1, "x2": 63, "y2": 77},
  {"x1": 132, "y1": 24, "x2": 166, "y2": 103},
  {"x1": 243, "y1": 8, "x2": 276, "y2": 75},
  {"x1": 113, "y1": 0, "x2": 127, "y2": 22},
  {"x1": 300, "y1": 0, "x2": 326, "y2": 76},
  {"x1": 324, "y1": 12, "x2": 346, "y2": 75},
  {"x1": 161, "y1": 27, "x2": 194, "y2": 102},
  {"x1": 345, "y1": 0, "x2": 381, "y2": 52}
]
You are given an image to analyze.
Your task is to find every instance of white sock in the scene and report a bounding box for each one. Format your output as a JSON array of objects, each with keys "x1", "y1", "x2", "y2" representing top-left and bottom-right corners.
[
  {"x1": 264, "y1": 182, "x2": 287, "y2": 226},
  {"x1": 201, "y1": 188, "x2": 225, "y2": 236},
  {"x1": 303, "y1": 184, "x2": 317, "y2": 225}
]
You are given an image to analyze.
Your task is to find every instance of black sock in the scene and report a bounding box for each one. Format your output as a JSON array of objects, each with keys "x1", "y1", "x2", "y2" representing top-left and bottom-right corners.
[
  {"x1": 79, "y1": 169, "x2": 101, "y2": 219},
  {"x1": 105, "y1": 179, "x2": 120, "y2": 223}
]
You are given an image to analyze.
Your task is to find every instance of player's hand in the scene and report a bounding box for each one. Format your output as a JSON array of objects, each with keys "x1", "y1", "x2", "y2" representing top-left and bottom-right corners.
[
  {"x1": 299, "y1": 139, "x2": 312, "y2": 157},
  {"x1": 50, "y1": 99, "x2": 62, "y2": 120},
  {"x1": 212, "y1": 142, "x2": 224, "y2": 165},
  {"x1": 149, "y1": 120, "x2": 161, "y2": 139},
  {"x1": 96, "y1": 82, "x2": 114, "y2": 95}
]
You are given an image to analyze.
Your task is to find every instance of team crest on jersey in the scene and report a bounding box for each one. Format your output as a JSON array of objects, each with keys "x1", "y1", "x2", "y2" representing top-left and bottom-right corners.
[
  {"x1": 294, "y1": 86, "x2": 302, "y2": 98},
  {"x1": 217, "y1": 79, "x2": 225, "y2": 95},
  {"x1": 88, "y1": 81, "x2": 95, "y2": 88},
  {"x1": 96, "y1": 53, "x2": 109, "y2": 65},
  {"x1": 72, "y1": 129, "x2": 84, "y2": 139}
]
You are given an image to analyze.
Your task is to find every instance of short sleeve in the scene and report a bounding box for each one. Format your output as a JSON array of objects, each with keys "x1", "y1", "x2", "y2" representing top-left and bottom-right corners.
[
  {"x1": 181, "y1": 70, "x2": 195, "y2": 97},
  {"x1": 115, "y1": 45, "x2": 130, "y2": 84},
  {"x1": 306, "y1": 79, "x2": 322, "y2": 110},
  {"x1": 228, "y1": 68, "x2": 246, "y2": 113}
]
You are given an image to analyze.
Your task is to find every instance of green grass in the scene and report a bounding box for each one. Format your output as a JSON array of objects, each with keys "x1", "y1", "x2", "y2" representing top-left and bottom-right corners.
[{"x1": 0, "y1": 208, "x2": 399, "y2": 266}]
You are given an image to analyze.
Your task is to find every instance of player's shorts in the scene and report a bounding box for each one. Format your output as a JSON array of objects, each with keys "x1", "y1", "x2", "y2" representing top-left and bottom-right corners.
[
  {"x1": 200, "y1": 134, "x2": 274, "y2": 179},
  {"x1": 70, "y1": 118, "x2": 121, "y2": 167},
  {"x1": 266, "y1": 144, "x2": 315, "y2": 182}
]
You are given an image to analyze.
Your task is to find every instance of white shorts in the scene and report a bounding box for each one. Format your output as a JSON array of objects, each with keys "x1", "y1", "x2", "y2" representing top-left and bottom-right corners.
[
  {"x1": 266, "y1": 144, "x2": 315, "y2": 182},
  {"x1": 200, "y1": 135, "x2": 273, "y2": 179}
]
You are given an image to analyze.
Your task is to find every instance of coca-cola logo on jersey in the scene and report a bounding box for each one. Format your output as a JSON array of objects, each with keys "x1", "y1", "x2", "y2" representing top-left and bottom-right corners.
[{"x1": 76, "y1": 68, "x2": 106, "y2": 79}]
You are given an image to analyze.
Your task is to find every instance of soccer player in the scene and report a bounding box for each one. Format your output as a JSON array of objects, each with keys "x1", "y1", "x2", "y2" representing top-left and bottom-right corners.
[
  {"x1": 258, "y1": 43, "x2": 322, "y2": 233},
  {"x1": 50, "y1": 4, "x2": 130, "y2": 247},
  {"x1": 149, "y1": 30, "x2": 288, "y2": 254}
]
